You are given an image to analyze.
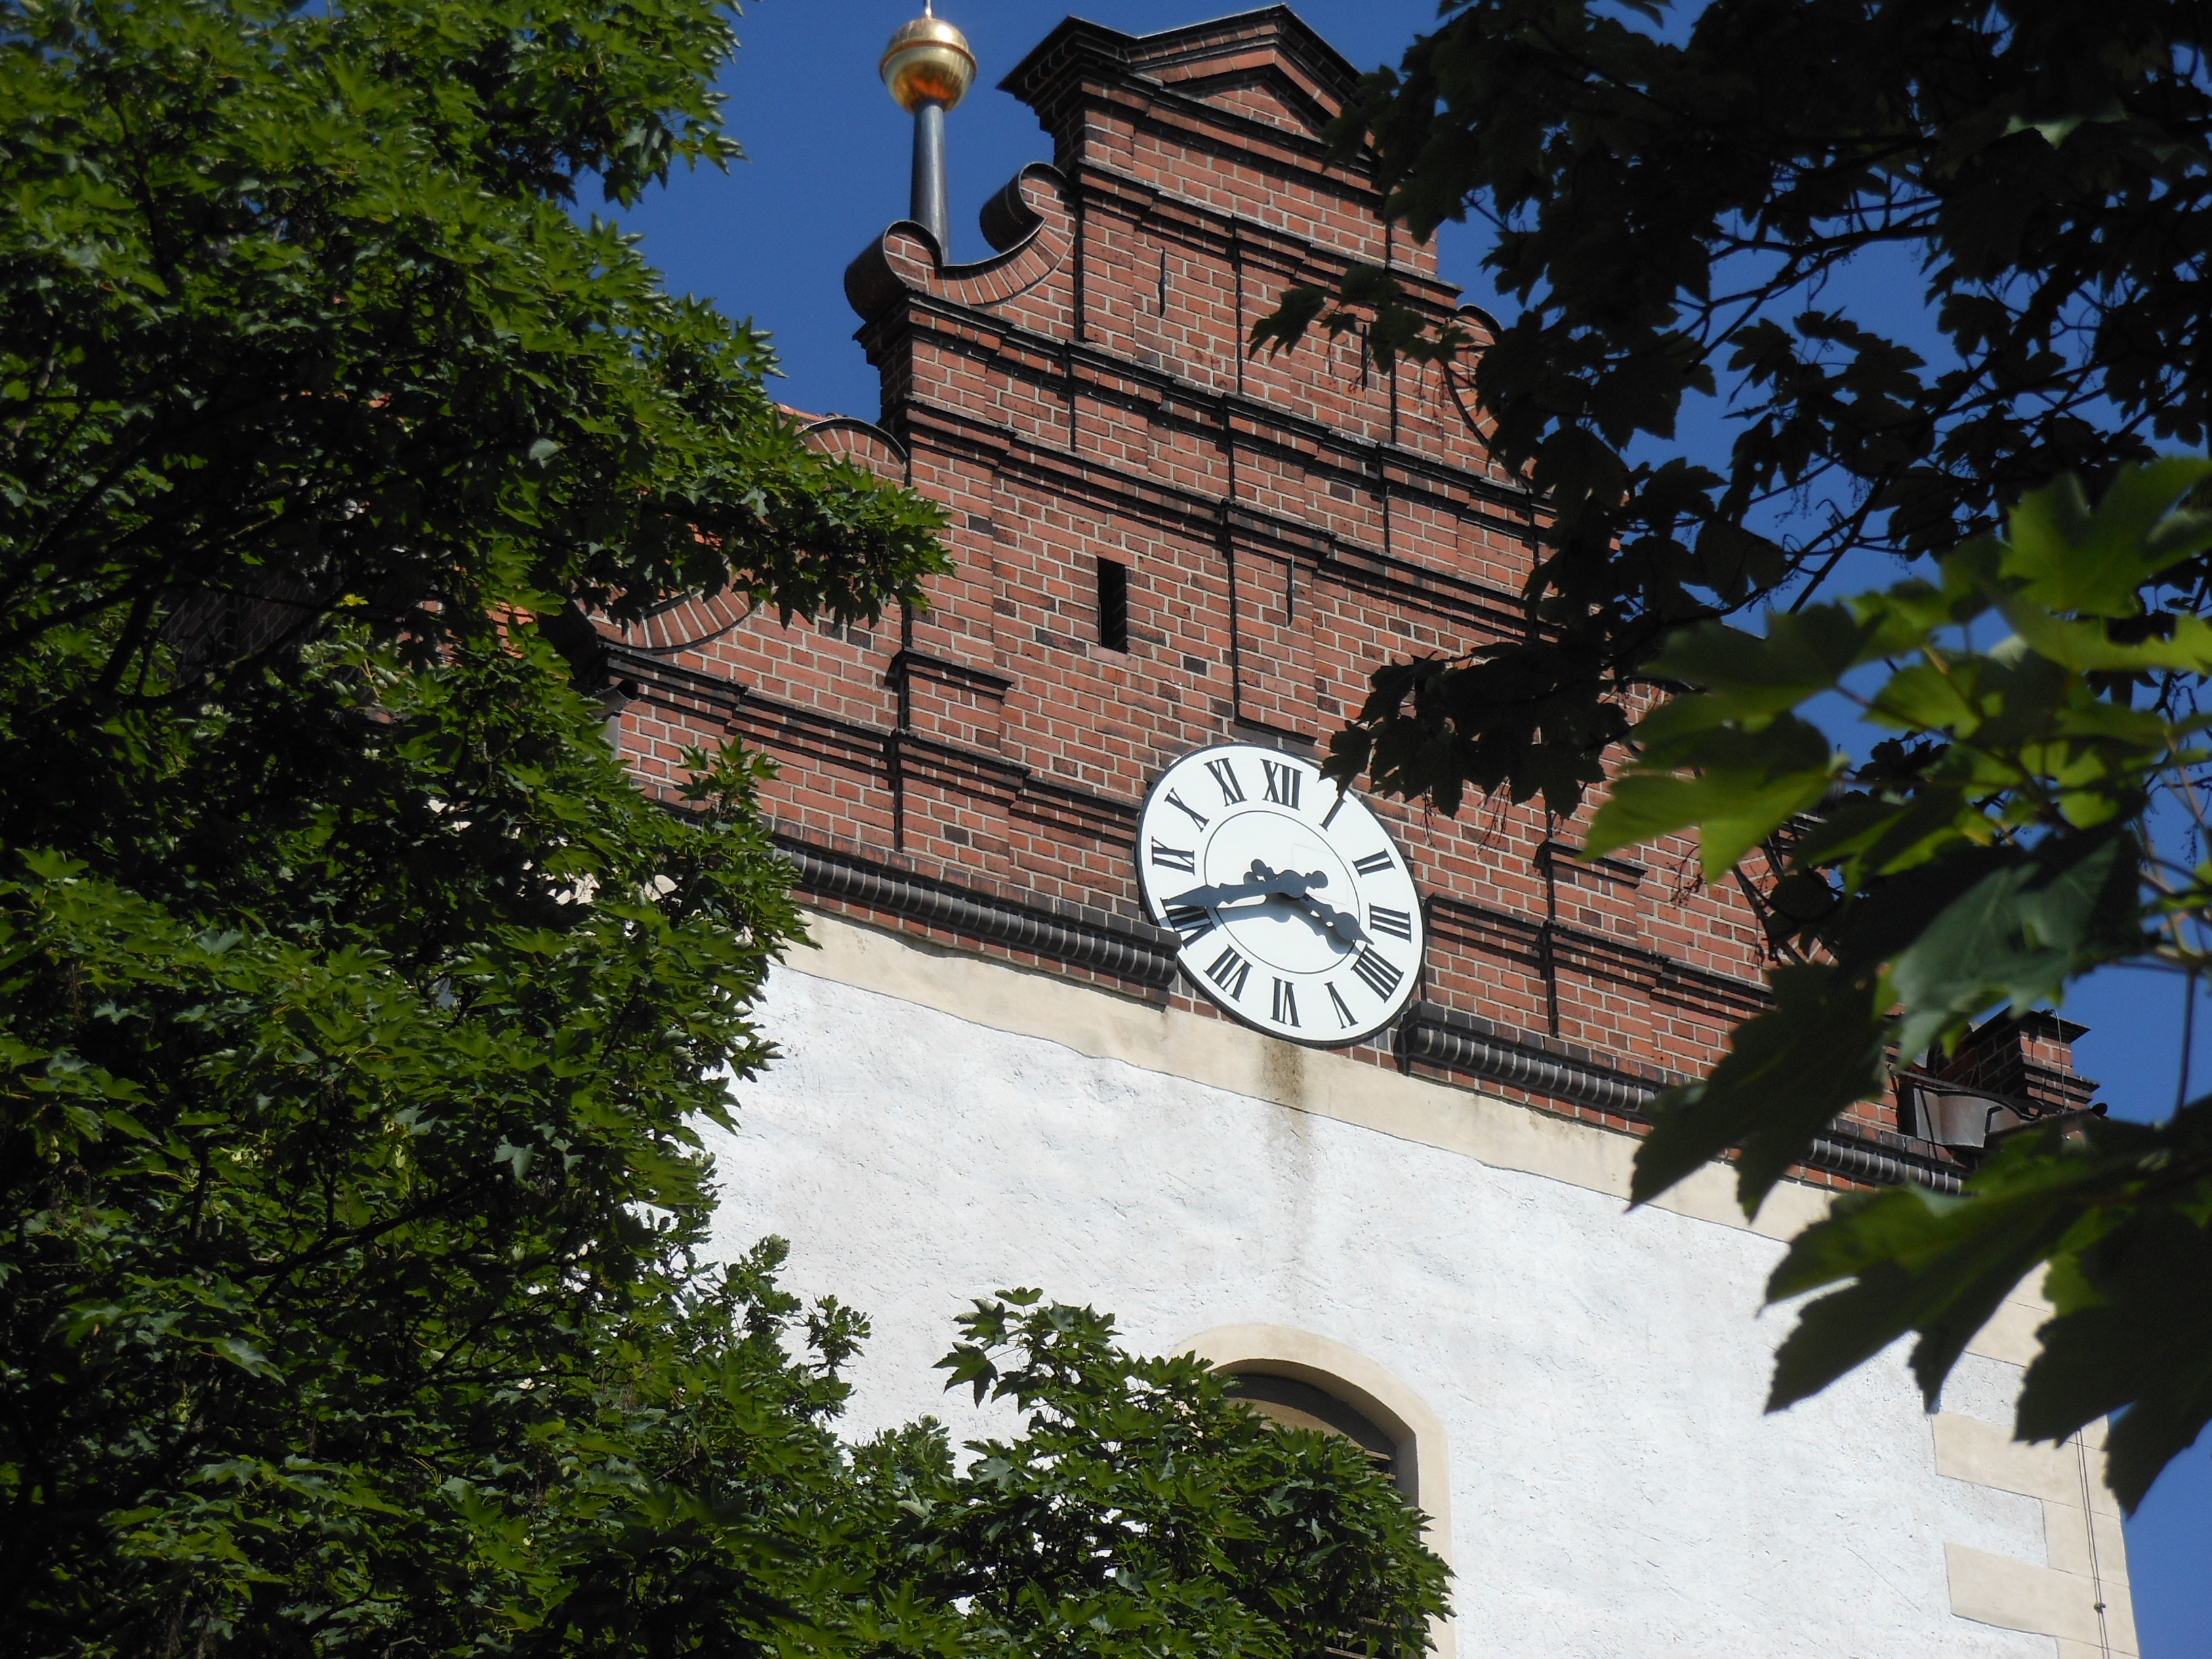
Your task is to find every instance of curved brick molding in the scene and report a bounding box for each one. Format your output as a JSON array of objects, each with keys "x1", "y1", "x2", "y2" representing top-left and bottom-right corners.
[
  {"x1": 799, "y1": 415, "x2": 909, "y2": 483},
  {"x1": 845, "y1": 163, "x2": 1076, "y2": 324},
  {"x1": 602, "y1": 417, "x2": 912, "y2": 657}
]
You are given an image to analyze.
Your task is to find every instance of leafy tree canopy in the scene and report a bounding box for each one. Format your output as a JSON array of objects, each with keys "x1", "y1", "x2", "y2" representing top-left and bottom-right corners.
[
  {"x1": 1586, "y1": 462, "x2": 2212, "y2": 1511},
  {"x1": 1258, "y1": 0, "x2": 2212, "y2": 817},
  {"x1": 1260, "y1": 0, "x2": 2212, "y2": 1510},
  {"x1": 0, "y1": 0, "x2": 1448, "y2": 1652}
]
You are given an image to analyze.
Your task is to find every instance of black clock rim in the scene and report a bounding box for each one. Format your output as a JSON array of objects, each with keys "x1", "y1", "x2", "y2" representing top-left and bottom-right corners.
[{"x1": 1131, "y1": 739, "x2": 1425, "y2": 1050}]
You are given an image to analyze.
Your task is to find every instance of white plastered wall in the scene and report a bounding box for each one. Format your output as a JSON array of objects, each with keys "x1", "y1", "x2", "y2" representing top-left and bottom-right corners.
[{"x1": 703, "y1": 912, "x2": 2136, "y2": 1658}]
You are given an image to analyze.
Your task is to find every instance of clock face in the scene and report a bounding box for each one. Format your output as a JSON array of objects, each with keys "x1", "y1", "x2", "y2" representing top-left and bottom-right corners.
[{"x1": 1134, "y1": 742, "x2": 1425, "y2": 1046}]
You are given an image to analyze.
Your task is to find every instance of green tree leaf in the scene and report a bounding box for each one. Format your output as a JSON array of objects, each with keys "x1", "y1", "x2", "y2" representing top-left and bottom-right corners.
[
  {"x1": 1631, "y1": 965, "x2": 1887, "y2": 1212},
  {"x1": 1999, "y1": 459, "x2": 2212, "y2": 617},
  {"x1": 1886, "y1": 831, "x2": 2146, "y2": 1061},
  {"x1": 1586, "y1": 714, "x2": 1841, "y2": 875}
]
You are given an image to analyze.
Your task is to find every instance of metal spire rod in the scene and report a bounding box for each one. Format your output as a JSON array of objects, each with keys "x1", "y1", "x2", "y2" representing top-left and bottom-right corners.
[
  {"x1": 880, "y1": 7, "x2": 976, "y2": 258},
  {"x1": 911, "y1": 104, "x2": 949, "y2": 251}
]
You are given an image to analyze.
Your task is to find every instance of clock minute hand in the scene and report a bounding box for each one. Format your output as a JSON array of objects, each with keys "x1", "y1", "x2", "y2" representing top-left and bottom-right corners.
[
  {"x1": 1288, "y1": 893, "x2": 1368, "y2": 947},
  {"x1": 1163, "y1": 860, "x2": 1323, "y2": 912}
]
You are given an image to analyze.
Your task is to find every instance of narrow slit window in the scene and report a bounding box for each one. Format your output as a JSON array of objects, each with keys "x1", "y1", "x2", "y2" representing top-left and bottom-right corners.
[{"x1": 1097, "y1": 557, "x2": 1130, "y2": 651}]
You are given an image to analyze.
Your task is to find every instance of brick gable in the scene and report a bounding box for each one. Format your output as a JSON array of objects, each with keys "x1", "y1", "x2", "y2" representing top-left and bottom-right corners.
[{"x1": 602, "y1": 5, "x2": 2091, "y2": 1194}]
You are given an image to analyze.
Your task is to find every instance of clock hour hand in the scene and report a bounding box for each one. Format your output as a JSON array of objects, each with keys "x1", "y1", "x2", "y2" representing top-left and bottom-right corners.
[
  {"x1": 1164, "y1": 860, "x2": 1370, "y2": 947},
  {"x1": 1234, "y1": 860, "x2": 1370, "y2": 947}
]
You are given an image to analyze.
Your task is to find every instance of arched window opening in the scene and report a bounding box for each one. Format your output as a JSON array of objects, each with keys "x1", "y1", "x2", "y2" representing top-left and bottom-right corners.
[
  {"x1": 1224, "y1": 1369, "x2": 1397, "y2": 1481},
  {"x1": 1179, "y1": 1322, "x2": 1454, "y2": 1659}
]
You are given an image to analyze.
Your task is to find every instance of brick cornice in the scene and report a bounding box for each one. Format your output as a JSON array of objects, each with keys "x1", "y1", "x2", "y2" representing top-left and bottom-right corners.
[
  {"x1": 846, "y1": 164, "x2": 1078, "y2": 326},
  {"x1": 1395, "y1": 1000, "x2": 1967, "y2": 1194},
  {"x1": 1000, "y1": 9, "x2": 1380, "y2": 212},
  {"x1": 779, "y1": 834, "x2": 1179, "y2": 991}
]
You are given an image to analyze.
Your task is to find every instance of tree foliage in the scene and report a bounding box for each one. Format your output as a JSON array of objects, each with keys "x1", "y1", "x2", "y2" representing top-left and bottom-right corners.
[
  {"x1": 1257, "y1": 0, "x2": 2212, "y2": 817},
  {"x1": 1257, "y1": 1, "x2": 2212, "y2": 1506},
  {"x1": 1584, "y1": 462, "x2": 2212, "y2": 1511},
  {"x1": 0, "y1": 0, "x2": 1450, "y2": 1651},
  {"x1": 908, "y1": 1295, "x2": 1446, "y2": 1659}
]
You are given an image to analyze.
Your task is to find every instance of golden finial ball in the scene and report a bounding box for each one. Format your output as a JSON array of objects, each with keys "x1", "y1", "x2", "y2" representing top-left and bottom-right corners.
[{"x1": 881, "y1": 12, "x2": 976, "y2": 113}]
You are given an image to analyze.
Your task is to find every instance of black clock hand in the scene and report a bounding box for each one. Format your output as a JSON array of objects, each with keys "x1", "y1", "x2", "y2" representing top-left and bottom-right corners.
[
  {"x1": 1164, "y1": 861, "x2": 1370, "y2": 947},
  {"x1": 1162, "y1": 879, "x2": 1265, "y2": 909},
  {"x1": 1164, "y1": 859, "x2": 1327, "y2": 912},
  {"x1": 1286, "y1": 893, "x2": 1368, "y2": 947},
  {"x1": 1236, "y1": 861, "x2": 1369, "y2": 947}
]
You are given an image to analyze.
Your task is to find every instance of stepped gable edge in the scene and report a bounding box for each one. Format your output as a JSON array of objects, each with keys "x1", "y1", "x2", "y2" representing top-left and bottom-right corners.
[
  {"x1": 1000, "y1": 8, "x2": 1366, "y2": 199},
  {"x1": 846, "y1": 163, "x2": 1078, "y2": 324}
]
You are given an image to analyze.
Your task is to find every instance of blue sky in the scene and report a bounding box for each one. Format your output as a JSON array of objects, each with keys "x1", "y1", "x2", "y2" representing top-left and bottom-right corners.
[{"x1": 610, "y1": 3, "x2": 2209, "y2": 1650}]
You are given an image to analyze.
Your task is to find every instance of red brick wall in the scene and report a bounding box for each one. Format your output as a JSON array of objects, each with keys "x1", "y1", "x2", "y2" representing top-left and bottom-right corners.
[{"x1": 609, "y1": 9, "x2": 2084, "y2": 1185}]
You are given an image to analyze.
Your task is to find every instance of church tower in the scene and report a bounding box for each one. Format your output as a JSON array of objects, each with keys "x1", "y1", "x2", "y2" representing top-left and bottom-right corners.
[{"x1": 600, "y1": 9, "x2": 2136, "y2": 1655}]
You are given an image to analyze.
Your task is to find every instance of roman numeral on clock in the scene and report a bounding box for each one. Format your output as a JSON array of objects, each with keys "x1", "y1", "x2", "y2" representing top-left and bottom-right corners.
[
  {"x1": 1271, "y1": 978, "x2": 1300, "y2": 1027},
  {"x1": 1205, "y1": 758, "x2": 1246, "y2": 804},
  {"x1": 1166, "y1": 904, "x2": 1214, "y2": 944},
  {"x1": 1351, "y1": 947, "x2": 1404, "y2": 1000},
  {"x1": 1262, "y1": 760, "x2": 1300, "y2": 808},
  {"x1": 1326, "y1": 982, "x2": 1357, "y2": 1029},
  {"x1": 1205, "y1": 945, "x2": 1252, "y2": 1000},
  {"x1": 1164, "y1": 789, "x2": 1209, "y2": 830},
  {"x1": 1353, "y1": 851, "x2": 1393, "y2": 877},
  {"x1": 1149, "y1": 840, "x2": 1196, "y2": 873},
  {"x1": 1368, "y1": 904, "x2": 1414, "y2": 941}
]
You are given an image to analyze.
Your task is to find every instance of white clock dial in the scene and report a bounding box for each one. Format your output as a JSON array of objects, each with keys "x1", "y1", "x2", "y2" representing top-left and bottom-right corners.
[{"x1": 1134, "y1": 741, "x2": 1425, "y2": 1046}]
